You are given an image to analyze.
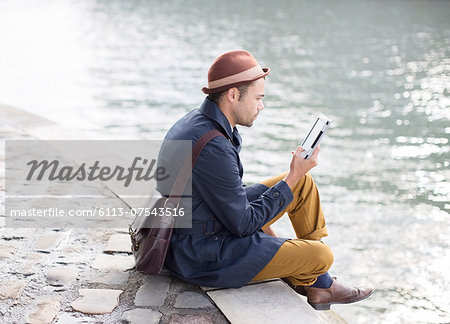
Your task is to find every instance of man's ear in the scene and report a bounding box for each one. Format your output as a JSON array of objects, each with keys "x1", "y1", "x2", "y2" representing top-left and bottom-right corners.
[{"x1": 226, "y1": 87, "x2": 239, "y2": 103}]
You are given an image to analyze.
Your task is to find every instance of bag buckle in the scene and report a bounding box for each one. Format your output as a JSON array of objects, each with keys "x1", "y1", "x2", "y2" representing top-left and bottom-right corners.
[
  {"x1": 129, "y1": 226, "x2": 139, "y2": 251},
  {"x1": 163, "y1": 198, "x2": 179, "y2": 210}
]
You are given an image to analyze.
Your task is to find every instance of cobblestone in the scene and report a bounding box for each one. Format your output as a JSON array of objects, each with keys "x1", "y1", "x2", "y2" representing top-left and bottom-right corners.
[
  {"x1": 174, "y1": 291, "x2": 214, "y2": 309},
  {"x1": 16, "y1": 253, "x2": 46, "y2": 275},
  {"x1": 122, "y1": 308, "x2": 162, "y2": 324},
  {"x1": 88, "y1": 270, "x2": 130, "y2": 285},
  {"x1": 169, "y1": 314, "x2": 214, "y2": 324},
  {"x1": 46, "y1": 267, "x2": 79, "y2": 286},
  {"x1": 0, "y1": 279, "x2": 27, "y2": 300},
  {"x1": 70, "y1": 289, "x2": 122, "y2": 314},
  {"x1": 90, "y1": 253, "x2": 135, "y2": 271},
  {"x1": 0, "y1": 241, "x2": 18, "y2": 258},
  {"x1": 134, "y1": 275, "x2": 171, "y2": 307},
  {"x1": 104, "y1": 233, "x2": 133, "y2": 253},
  {"x1": 33, "y1": 232, "x2": 64, "y2": 252},
  {"x1": 26, "y1": 296, "x2": 60, "y2": 324}
]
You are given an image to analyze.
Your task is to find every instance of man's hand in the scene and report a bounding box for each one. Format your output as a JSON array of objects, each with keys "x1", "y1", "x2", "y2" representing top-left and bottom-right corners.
[{"x1": 283, "y1": 145, "x2": 320, "y2": 190}]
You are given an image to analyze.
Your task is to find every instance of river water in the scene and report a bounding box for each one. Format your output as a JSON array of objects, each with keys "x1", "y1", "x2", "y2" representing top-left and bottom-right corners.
[{"x1": 0, "y1": 0, "x2": 449, "y2": 323}]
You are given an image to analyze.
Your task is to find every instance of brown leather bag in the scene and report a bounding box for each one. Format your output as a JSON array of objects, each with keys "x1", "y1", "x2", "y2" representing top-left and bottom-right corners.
[{"x1": 129, "y1": 129, "x2": 224, "y2": 275}]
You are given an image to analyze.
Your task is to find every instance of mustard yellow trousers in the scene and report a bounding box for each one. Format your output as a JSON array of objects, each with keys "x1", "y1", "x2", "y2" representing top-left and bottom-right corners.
[{"x1": 251, "y1": 172, "x2": 334, "y2": 286}]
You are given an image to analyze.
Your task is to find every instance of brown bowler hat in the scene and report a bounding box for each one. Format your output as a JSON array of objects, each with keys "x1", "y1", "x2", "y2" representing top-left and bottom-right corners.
[{"x1": 202, "y1": 50, "x2": 270, "y2": 94}]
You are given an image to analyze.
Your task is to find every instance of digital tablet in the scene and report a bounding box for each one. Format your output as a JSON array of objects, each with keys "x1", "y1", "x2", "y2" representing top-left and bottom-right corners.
[{"x1": 300, "y1": 114, "x2": 332, "y2": 159}]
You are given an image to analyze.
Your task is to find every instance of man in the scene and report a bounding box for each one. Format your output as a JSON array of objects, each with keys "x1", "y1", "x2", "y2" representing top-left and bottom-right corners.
[{"x1": 158, "y1": 50, "x2": 372, "y2": 310}]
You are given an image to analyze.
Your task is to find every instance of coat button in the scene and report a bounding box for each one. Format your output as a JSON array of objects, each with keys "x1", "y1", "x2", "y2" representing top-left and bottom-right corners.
[
  {"x1": 212, "y1": 235, "x2": 219, "y2": 241},
  {"x1": 273, "y1": 192, "x2": 280, "y2": 198}
]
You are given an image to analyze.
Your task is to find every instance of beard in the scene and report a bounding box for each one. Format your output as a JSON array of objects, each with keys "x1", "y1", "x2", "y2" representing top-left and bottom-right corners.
[
  {"x1": 237, "y1": 114, "x2": 256, "y2": 127},
  {"x1": 234, "y1": 101, "x2": 259, "y2": 127}
]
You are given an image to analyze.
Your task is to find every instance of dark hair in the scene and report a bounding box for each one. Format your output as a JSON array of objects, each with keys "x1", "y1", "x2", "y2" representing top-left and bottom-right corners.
[
  {"x1": 207, "y1": 83, "x2": 252, "y2": 104},
  {"x1": 207, "y1": 90, "x2": 226, "y2": 104}
]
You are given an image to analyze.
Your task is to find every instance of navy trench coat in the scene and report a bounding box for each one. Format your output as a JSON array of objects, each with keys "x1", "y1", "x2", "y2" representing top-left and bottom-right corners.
[{"x1": 157, "y1": 97, "x2": 293, "y2": 288}]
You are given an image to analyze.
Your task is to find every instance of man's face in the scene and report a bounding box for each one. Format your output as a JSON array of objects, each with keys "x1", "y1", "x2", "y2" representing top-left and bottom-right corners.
[{"x1": 233, "y1": 78, "x2": 265, "y2": 127}]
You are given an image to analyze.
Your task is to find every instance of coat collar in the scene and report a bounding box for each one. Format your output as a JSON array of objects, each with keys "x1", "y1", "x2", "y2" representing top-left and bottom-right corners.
[{"x1": 199, "y1": 97, "x2": 242, "y2": 149}]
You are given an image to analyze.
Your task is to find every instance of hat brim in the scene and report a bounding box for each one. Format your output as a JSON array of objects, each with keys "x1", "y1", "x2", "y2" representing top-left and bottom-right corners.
[{"x1": 202, "y1": 67, "x2": 270, "y2": 94}]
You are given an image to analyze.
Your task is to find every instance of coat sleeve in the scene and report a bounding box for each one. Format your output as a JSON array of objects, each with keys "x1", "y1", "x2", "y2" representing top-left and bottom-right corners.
[
  {"x1": 244, "y1": 183, "x2": 270, "y2": 202},
  {"x1": 193, "y1": 137, "x2": 293, "y2": 237}
]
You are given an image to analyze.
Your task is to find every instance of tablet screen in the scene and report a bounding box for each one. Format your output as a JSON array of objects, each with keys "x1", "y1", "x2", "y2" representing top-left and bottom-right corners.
[
  {"x1": 301, "y1": 115, "x2": 331, "y2": 159},
  {"x1": 302, "y1": 118, "x2": 327, "y2": 149}
]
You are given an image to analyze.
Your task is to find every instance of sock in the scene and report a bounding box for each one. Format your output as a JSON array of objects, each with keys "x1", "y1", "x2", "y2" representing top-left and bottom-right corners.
[{"x1": 310, "y1": 272, "x2": 333, "y2": 289}]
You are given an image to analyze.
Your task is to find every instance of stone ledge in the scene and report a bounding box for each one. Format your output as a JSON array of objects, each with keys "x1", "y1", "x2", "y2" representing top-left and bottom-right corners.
[
  {"x1": 0, "y1": 103, "x2": 54, "y2": 131},
  {"x1": 206, "y1": 280, "x2": 346, "y2": 324},
  {"x1": 0, "y1": 103, "x2": 87, "y2": 140}
]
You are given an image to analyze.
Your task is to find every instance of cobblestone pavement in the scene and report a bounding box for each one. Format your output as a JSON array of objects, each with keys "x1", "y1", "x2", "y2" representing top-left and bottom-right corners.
[
  {"x1": 0, "y1": 106, "x2": 228, "y2": 324},
  {"x1": 0, "y1": 227, "x2": 228, "y2": 324}
]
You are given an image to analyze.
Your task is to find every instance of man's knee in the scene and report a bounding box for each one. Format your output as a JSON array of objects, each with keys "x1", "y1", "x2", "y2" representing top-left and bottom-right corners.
[
  {"x1": 293, "y1": 172, "x2": 316, "y2": 196},
  {"x1": 303, "y1": 172, "x2": 319, "y2": 192},
  {"x1": 313, "y1": 242, "x2": 334, "y2": 273}
]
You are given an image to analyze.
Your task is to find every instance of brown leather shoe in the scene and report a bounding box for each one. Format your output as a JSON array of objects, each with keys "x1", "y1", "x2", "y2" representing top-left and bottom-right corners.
[{"x1": 305, "y1": 277, "x2": 373, "y2": 310}]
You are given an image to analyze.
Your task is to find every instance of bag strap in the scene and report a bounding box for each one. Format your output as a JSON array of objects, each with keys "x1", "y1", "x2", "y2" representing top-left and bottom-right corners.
[{"x1": 166, "y1": 129, "x2": 225, "y2": 206}]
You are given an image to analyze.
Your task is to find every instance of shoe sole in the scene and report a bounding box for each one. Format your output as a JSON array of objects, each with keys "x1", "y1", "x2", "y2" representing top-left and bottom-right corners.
[{"x1": 309, "y1": 290, "x2": 374, "y2": 311}]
